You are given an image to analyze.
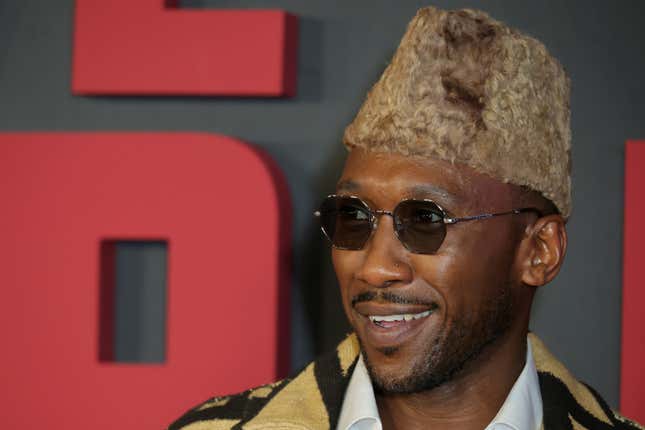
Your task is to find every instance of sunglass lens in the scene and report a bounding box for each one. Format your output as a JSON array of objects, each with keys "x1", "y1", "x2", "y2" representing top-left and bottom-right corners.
[
  {"x1": 318, "y1": 196, "x2": 372, "y2": 250},
  {"x1": 394, "y1": 200, "x2": 447, "y2": 254}
]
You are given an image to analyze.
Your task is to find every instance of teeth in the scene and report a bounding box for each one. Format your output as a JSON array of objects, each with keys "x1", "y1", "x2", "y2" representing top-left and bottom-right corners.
[
  {"x1": 413, "y1": 310, "x2": 432, "y2": 320},
  {"x1": 369, "y1": 314, "x2": 404, "y2": 322},
  {"x1": 368, "y1": 310, "x2": 432, "y2": 323}
]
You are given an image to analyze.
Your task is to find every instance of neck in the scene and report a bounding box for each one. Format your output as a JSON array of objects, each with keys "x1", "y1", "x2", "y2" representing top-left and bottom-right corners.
[{"x1": 375, "y1": 324, "x2": 528, "y2": 430}]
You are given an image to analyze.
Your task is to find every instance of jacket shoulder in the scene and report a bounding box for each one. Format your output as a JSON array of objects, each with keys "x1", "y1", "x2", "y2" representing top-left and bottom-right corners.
[
  {"x1": 167, "y1": 334, "x2": 361, "y2": 430},
  {"x1": 168, "y1": 379, "x2": 291, "y2": 430}
]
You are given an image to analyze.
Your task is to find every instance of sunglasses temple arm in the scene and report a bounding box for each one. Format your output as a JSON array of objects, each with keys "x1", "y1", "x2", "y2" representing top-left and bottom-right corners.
[
  {"x1": 444, "y1": 213, "x2": 496, "y2": 224},
  {"x1": 445, "y1": 207, "x2": 542, "y2": 224}
]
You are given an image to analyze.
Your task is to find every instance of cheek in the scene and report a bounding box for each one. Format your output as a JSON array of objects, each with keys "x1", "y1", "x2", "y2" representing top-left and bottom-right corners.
[
  {"x1": 416, "y1": 227, "x2": 517, "y2": 316},
  {"x1": 445, "y1": 220, "x2": 518, "y2": 274},
  {"x1": 469, "y1": 226, "x2": 520, "y2": 288},
  {"x1": 412, "y1": 254, "x2": 467, "y2": 319},
  {"x1": 331, "y1": 248, "x2": 353, "y2": 281},
  {"x1": 332, "y1": 249, "x2": 363, "y2": 308}
]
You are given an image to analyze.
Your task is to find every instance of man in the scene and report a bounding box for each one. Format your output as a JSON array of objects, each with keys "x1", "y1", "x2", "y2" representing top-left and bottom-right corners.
[{"x1": 170, "y1": 7, "x2": 642, "y2": 430}]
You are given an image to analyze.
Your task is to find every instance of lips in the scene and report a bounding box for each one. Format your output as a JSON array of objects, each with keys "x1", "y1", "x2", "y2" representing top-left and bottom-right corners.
[{"x1": 353, "y1": 301, "x2": 438, "y2": 349}]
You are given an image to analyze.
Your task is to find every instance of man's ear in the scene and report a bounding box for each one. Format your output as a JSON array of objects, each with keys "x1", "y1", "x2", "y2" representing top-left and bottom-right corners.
[{"x1": 520, "y1": 215, "x2": 568, "y2": 287}]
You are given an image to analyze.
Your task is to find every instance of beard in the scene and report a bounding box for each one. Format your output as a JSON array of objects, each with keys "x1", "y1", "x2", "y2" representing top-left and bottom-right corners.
[{"x1": 359, "y1": 284, "x2": 514, "y2": 395}]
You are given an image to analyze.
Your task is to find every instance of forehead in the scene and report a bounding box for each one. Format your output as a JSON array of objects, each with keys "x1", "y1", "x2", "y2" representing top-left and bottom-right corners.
[{"x1": 337, "y1": 149, "x2": 515, "y2": 211}]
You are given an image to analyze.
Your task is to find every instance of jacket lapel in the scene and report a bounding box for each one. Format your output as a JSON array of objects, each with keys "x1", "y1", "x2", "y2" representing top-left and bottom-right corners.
[{"x1": 243, "y1": 334, "x2": 359, "y2": 429}]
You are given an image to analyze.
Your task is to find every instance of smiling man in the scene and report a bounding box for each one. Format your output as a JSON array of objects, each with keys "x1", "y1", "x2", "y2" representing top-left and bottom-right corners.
[{"x1": 170, "y1": 7, "x2": 642, "y2": 430}]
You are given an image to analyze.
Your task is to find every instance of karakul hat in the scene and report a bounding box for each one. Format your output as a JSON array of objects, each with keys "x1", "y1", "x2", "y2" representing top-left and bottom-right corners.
[{"x1": 343, "y1": 7, "x2": 572, "y2": 217}]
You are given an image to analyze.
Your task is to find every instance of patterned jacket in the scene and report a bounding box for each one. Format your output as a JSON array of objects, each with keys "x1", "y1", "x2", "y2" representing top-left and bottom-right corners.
[{"x1": 169, "y1": 333, "x2": 642, "y2": 430}]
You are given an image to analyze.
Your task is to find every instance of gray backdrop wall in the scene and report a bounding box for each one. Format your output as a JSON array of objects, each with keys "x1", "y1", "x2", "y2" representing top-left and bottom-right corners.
[{"x1": 2, "y1": 0, "x2": 644, "y2": 408}]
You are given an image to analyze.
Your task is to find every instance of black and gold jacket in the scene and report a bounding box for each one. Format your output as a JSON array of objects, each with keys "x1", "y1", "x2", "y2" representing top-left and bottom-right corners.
[{"x1": 170, "y1": 334, "x2": 642, "y2": 430}]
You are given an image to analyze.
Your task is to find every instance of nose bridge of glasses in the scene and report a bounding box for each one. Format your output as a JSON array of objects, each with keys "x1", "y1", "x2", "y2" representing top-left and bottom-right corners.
[
  {"x1": 370, "y1": 209, "x2": 395, "y2": 229},
  {"x1": 369, "y1": 210, "x2": 403, "y2": 249},
  {"x1": 372, "y1": 209, "x2": 394, "y2": 217}
]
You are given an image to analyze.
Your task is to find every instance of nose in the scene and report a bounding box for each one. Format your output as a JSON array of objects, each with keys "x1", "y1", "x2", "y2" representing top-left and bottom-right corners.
[{"x1": 355, "y1": 214, "x2": 413, "y2": 288}]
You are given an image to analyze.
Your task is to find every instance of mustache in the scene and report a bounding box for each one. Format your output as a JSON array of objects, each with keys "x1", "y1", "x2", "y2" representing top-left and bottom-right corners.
[{"x1": 351, "y1": 291, "x2": 437, "y2": 308}]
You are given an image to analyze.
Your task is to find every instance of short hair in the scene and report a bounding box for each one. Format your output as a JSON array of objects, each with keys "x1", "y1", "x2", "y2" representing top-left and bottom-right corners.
[{"x1": 343, "y1": 7, "x2": 571, "y2": 217}]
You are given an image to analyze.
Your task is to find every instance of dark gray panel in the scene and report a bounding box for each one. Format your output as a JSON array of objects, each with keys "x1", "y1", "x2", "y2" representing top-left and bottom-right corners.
[{"x1": 114, "y1": 242, "x2": 168, "y2": 363}]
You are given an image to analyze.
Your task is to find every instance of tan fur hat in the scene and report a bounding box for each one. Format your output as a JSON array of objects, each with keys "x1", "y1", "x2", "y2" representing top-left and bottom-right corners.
[{"x1": 343, "y1": 7, "x2": 571, "y2": 217}]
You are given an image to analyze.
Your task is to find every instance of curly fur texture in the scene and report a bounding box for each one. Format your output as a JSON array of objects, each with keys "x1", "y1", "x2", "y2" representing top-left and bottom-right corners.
[{"x1": 343, "y1": 7, "x2": 572, "y2": 217}]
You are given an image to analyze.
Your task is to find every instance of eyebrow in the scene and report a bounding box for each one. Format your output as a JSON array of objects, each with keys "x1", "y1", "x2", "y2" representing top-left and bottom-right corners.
[
  {"x1": 335, "y1": 180, "x2": 461, "y2": 206},
  {"x1": 408, "y1": 184, "x2": 461, "y2": 205},
  {"x1": 335, "y1": 179, "x2": 360, "y2": 193}
]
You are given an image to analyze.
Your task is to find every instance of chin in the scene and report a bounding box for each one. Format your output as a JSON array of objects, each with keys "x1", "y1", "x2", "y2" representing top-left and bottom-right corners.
[
  {"x1": 358, "y1": 312, "x2": 513, "y2": 395},
  {"x1": 360, "y1": 336, "x2": 449, "y2": 395}
]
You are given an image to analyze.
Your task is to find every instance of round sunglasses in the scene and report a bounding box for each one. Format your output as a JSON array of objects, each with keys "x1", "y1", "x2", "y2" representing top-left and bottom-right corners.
[{"x1": 314, "y1": 194, "x2": 541, "y2": 254}]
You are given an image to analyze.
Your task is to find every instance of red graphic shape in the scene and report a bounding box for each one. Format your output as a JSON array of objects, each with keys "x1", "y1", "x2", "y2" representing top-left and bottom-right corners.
[
  {"x1": 622, "y1": 140, "x2": 645, "y2": 422},
  {"x1": 0, "y1": 133, "x2": 291, "y2": 429},
  {"x1": 72, "y1": 0, "x2": 298, "y2": 96}
]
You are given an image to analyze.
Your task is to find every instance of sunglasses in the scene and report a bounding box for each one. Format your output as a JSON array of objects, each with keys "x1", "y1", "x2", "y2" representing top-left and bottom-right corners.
[{"x1": 314, "y1": 194, "x2": 541, "y2": 254}]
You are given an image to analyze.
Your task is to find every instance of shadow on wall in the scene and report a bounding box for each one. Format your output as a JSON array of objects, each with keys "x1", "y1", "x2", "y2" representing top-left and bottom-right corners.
[
  {"x1": 301, "y1": 146, "x2": 352, "y2": 357},
  {"x1": 256, "y1": 139, "x2": 350, "y2": 373}
]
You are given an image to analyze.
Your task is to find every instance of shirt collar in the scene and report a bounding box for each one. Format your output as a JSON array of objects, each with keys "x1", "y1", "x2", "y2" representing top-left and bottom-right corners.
[
  {"x1": 337, "y1": 338, "x2": 543, "y2": 430},
  {"x1": 485, "y1": 340, "x2": 543, "y2": 430},
  {"x1": 337, "y1": 354, "x2": 381, "y2": 430}
]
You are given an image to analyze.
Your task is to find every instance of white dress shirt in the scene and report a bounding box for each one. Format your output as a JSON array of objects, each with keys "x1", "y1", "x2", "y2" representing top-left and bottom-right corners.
[{"x1": 337, "y1": 339, "x2": 543, "y2": 430}]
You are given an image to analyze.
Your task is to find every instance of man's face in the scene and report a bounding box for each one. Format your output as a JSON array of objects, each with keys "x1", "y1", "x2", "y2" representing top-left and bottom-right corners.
[{"x1": 332, "y1": 149, "x2": 528, "y2": 394}]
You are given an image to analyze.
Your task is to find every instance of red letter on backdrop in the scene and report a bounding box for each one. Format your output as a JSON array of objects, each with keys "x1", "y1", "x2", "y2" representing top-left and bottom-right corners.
[
  {"x1": 0, "y1": 133, "x2": 291, "y2": 429},
  {"x1": 72, "y1": 0, "x2": 298, "y2": 96},
  {"x1": 622, "y1": 140, "x2": 645, "y2": 422}
]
